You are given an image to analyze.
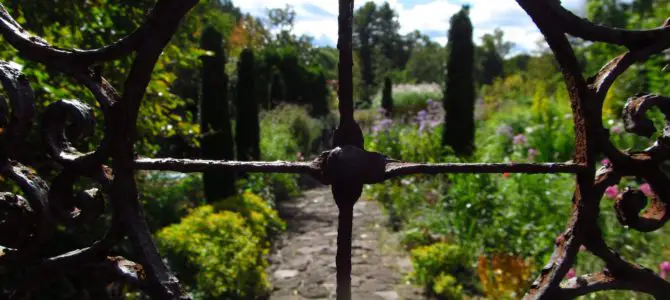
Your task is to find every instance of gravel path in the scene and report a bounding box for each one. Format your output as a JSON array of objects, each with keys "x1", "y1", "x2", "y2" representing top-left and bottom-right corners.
[{"x1": 267, "y1": 187, "x2": 425, "y2": 300}]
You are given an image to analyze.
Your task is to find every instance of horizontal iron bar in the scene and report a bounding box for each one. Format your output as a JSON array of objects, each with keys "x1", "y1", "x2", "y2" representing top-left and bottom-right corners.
[
  {"x1": 135, "y1": 157, "x2": 586, "y2": 178},
  {"x1": 385, "y1": 162, "x2": 586, "y2": 177},
  {"x1": 133, "y1": 158, "x2": 317, "y2": 173}
]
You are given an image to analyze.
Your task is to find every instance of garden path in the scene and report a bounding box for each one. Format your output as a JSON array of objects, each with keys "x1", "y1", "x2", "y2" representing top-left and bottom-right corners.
[{"x1": 267, "y1": 187, "x2": 425, "y2": 300}]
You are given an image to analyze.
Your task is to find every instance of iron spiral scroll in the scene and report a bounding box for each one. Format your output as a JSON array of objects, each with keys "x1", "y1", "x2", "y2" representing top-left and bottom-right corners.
[{"x1": 0, "y1": 0, "x2": 668, "y2": 299}]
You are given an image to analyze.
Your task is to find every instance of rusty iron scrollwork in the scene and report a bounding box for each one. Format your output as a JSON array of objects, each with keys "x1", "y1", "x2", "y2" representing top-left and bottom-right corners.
[{"x1": 0, "y1": 0, "x2": 669, "y2": 299}]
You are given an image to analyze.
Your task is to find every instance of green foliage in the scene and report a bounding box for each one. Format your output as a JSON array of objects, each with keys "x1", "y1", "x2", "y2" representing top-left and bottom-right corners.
[
  {"x1": 443, "y1": 5, "x2": 475, "y2": 156},
  {"x1": 138, "y1": 172, "x2": 204, "y2": 231},
  {"x1": 2, "y1": 1, "x2": 240, "y2": 158},
  {"x1": 309, "y1": 71, "x2": 330, "y2": 117},
  {"x1": 200, "y1": 26, "x2": 235, "y2": 202},
  {"x1": 156, "y1": 205, "x2": 272, "y2": 299},
  {"x1": 410, "y1": 242, "x2": 470, "y2": 298},
  {"x1": 402, "y1": 33, "x2": 445, "y2": 84},
  {"x1": 432, "y1": 274, "x2": 464, "y2": 300},
  {"x1": 354, "y1": 2, "x2": 378, "y2": 107},
  {"x1": 372, "y1": 84, "x2": 442, "y2": 117},
  {"x1": 241, "y1": 105, "x2": 328, "y2": 203},
  {"x1": 258, "y1": 47, "x2": 331, "y2": 113},
  {"x1": 156, "y1": 192, "x2": 283, "y2": 299},
  {"x1": 477, "y1": 28, "x2": 509, "y2": 85},
  {"x1": 213, "y1": 192, "x2": 286, "y2": 241},
  {"x1": 260, "y1": 105, "x2": 324, "y2": 160}
]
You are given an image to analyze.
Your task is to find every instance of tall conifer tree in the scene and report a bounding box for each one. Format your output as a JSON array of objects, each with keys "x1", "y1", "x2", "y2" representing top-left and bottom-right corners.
[
  {"x1": 200, "y1": 27, "x2": 235, "y2": 202},
  {"x1": 443, "y1": 5, "x2": 475, "y2": 156}
]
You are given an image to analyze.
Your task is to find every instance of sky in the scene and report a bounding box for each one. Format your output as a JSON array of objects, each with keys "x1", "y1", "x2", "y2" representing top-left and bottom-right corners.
[{"x1": 235, "y1": 0, "x2": 588, "y2": 54}]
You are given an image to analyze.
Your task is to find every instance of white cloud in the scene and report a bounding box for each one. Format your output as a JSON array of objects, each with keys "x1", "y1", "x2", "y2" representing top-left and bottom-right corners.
[{"x1": 238, "y1": 0, "x2": 587, "y2": 54}]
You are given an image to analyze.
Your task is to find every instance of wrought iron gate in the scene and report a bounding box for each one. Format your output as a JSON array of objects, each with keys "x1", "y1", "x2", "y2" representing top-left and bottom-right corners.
[{"x1": 0, "y1": 0, "x2": 669, "y2": 299}]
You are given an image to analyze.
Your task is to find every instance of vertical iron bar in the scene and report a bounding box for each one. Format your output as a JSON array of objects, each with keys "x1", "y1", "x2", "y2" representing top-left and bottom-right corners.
[
  {"x1": 337, "y1": 0, "x2": 354, "y2": 124},
  {"x1": 334, "y1": 1, "x2": 361, "y2": 300},
  {"x1": 336, "y1": 203, "x2": 353, "y2": 300}
]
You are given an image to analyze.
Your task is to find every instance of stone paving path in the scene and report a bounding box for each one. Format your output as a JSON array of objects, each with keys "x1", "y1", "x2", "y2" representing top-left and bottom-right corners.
[{"x1": 267, "y1": 187, "x2": 425, "y2": 300}]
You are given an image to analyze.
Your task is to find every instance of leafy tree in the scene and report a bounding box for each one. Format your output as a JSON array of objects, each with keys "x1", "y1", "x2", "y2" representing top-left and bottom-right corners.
[
  {"x1": 443, "y1": 5, "x2": 475, "y2": 156},
  {"x1": 235, "y1": 49, "x2": 261, "y2": 161},
  {"x1": 229, "y1": 14, "x2": 270, "y2": 60},
  {"x1": 405, "y1": 36, "x2": 445, "y2": 84},
  {"x1": 504, "y1": 54, "x2": 531, "y2": 75},
  {"x1": 354, "y1": 2, "x2": 377, "y2": 107},
  {"x1": 479, "y1": 28, "x2": 513, "y2": 85},
  {"x1": 267, "y1": 4, "x2": 296, "y2": 32},
  {"x1": 374, "y1": 2, "x2": 405, "y2": 69},
  {"x1": 3, "y1": 0, "x2": 240, "y2": 159},
  {"x1": 200, "y1": 27, "x2": 236, "y2": 202}
]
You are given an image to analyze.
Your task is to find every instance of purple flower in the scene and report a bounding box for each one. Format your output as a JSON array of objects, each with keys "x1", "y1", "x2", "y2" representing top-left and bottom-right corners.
[
  {"x1": 513, "y1": 134, "x2": 526, "y2": 145},
  {"x1": 601, "y1": 158, "x2": 610, "y2": 166},
  {"x1": 660, "y1": 261, "x2": 670, "y2": 279},
  {"x1": 639, "y1": 183, "x2": 653, "y2": 197},
  {"x1": 611, "y1": 124, "x2": 623, "y2": 134},
  {"x1": 414, "y1": 102, "x2": 444, "y2": 133},
  {"x1": 528, "y1": 148, "x2": 538, "y2": 161},
  {"x1": 496, "y1": 125, "x2": 513, "y2": 138},
  {"x1": 605, "y1": 185, "x2": 619, "y2": 199},
  {"x1": 566, "y1": 268, "x2": 576, "y2": 279},
  {"x1": 373, "y1": 118, "x2": 393, "y2": 133}
]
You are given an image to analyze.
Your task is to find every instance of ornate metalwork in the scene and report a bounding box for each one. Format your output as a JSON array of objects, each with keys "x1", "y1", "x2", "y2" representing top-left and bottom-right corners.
[{"x1": 0, "y1": 0, "x2": 668, "y2": 299}]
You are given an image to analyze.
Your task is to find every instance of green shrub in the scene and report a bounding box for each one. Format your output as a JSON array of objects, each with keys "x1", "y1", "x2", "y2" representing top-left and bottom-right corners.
[
  {"x1": 290, "y1": 115, "x2": 313, "y2": 154},
  {"x1": 255, "y1": 105, "x2": 326, "y2": 202},
  {"x1": 260, "y1": 104, "x2": 322, "y2": 160},
  {"x1": 156, "y1": 191, "x2": 284, "y2": 299},
  {"x1": 410, "y1": 242, "x2": 470, "y2": 299},
  {"x1": 236, "y1": 173, "x2": 300, "y2": 204},
  {"x1": 156, "y1": 206, "x2": 270, "y2": 299},
  {"x1": 432, "y1": 274, "x2": 464, "y2": 300},
  {"x1": 372, "y1": 84, "x2": 442, "y2": 117},
  {"x1": 214, "y1": 192, "x2": 285, "y2": 240}
]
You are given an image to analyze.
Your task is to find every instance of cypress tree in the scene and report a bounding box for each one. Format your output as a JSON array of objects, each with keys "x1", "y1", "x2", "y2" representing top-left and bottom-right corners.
[
  {"x1": 235, "y1": 49, "x2": 260, "y2": 161},
  {"x1": 199, "y1": 27, "x2": 235, "y2": 202},
  {"x1": 381, "y1": 76, "x2": 393, "y2": 117},
  {"x1": 443, "y1": 5, "x2": 475, "y2": 156}
]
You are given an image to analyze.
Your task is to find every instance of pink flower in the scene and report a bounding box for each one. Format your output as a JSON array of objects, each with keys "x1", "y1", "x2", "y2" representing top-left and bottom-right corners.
[
  {"x1": 611, "y1": 125, "x2": 623, "y2": 134},
  {"x1": 566, "y1": 268, "x2": 576, "y2": 279},
  {"x1": 604, "y1": 185, "x2": 619, "y2": 199},
  {"x1": 640, "y1": 183, "x2": 653, "y2": 197},
  {"x1": 659, "y1": 261, "x2": 670, "y2": 279},
  {"x1": 513, "y1": 134, "x2": 526, "y2": 145},
  {"x1": 601, "y1": 158, "x2": 610, "y2": 166},
  {"x1": 528, "y1": 148, "x2": 538, "y2": 161}
]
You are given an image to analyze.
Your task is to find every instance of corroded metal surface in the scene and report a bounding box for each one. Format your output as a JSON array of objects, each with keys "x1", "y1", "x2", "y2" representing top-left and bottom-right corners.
[{"x1": 0, "y1": 0, "x2": 667, "y2": 299}]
